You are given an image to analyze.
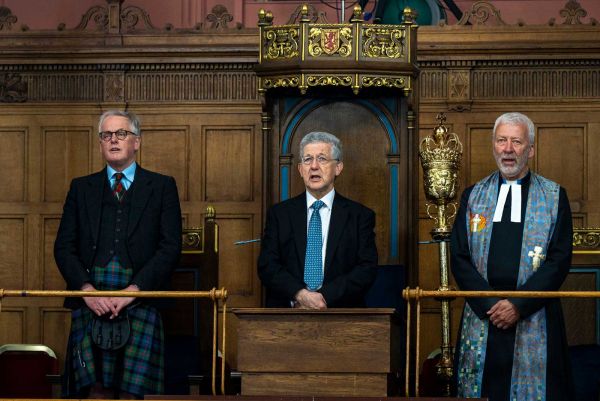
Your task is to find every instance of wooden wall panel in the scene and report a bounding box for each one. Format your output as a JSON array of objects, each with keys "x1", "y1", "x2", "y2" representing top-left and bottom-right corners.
[
  {"x1": 0, "y1": 309, "x2": 25, "y2": 343},
  {"x1": 561, "y1": 272, "x2": 597, "y2": 346},
  {"x1": 41, "y1": 309, "x2": 71, "y2": 363},
  {"x1": 215, "y1": 214, "x2": 260, "y2": 305},
  {"x1": 0, "y1": 217, "x2": 26, "y2": 289},
  {"x1": 0, "y1": 129, "x2": 26, "y2": 202},
  {"x1": 204, "y1": 127, "x2": 254, "y2": 202},
  {"x1": 138, "y1": 127, "x2": 189, "y2": 201},
  {"x1": 42, "y1": 217, "x2": 64, "y2": 291},
  {"x1": 468, "y1": 126, "x2": 497, "y2": 185},
  {"x1": 43, "y1": 128, "x2": 92, "y2": 202},
  {"x1": 537, "y1": 126, "x2": 585, "y2": 201}
]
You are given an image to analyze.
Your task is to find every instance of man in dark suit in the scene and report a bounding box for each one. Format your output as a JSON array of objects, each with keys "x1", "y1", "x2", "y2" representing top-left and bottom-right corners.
[
  {"x1": 54, "y1": 110, "x2": 182, "y2": 399},
  {"x1": 258, "y1": 131, "x2": 377, "y2": 309}
]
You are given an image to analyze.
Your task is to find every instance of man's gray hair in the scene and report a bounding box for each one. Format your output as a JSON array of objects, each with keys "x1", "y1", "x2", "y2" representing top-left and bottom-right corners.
[
  {"x1": 98, "y1": 110, "x2": 141, "y2": 136},
  {"x1": 493, "y1": 112, "x2": 535, "y2": 144},
  {"x1": 299, "y1": 131, "x2": 343, "y2": 161}
]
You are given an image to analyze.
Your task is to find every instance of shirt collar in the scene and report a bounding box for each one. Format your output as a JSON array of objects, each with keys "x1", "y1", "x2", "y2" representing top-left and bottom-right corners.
[
  {"x1": 500, "y1": 170, "x2": 530, "y2": 185},
  {"x1": 107, "y1": 162, "x2": 137, "y2": 183},
  {"x1": 306, "y1": 188, "x2": 335, "y2": 211}
]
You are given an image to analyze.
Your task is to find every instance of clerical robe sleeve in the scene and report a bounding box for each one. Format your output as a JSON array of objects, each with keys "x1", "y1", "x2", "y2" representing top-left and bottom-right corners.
[
  {"x1": 451, "y1": 187, "x2": 502, "y2": 320},
  {"x1": 509, "y1": 187, "x2": 572, "y2": 318}
]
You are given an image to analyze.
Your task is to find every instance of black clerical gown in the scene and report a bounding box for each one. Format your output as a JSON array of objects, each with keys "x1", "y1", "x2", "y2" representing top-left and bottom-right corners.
[{"x1": 451, "y1": 172, "x2": 574, "y2": 401}]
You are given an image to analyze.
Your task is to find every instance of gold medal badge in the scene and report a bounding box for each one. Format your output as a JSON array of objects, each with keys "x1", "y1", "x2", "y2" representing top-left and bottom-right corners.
[{"x1": 469, "y1": 213, "x2": 486, "y2": 232}]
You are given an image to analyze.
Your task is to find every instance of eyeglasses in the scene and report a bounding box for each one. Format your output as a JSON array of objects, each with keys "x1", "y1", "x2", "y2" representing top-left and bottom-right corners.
[
  {"x1": 98, "y1": 129, "x2": 137, "y2": 142},
  {"x1": 300, "y1": 156, "x2": 339, "y2": 165}
]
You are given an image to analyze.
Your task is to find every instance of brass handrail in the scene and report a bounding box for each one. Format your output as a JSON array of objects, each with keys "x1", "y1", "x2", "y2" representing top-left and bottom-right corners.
[
  {"x1": 0, "y1": 288, "x2": 228, "y2": 396},
  {"x1": 402, "y1": 287, "x2": 600, "y2": 397}
]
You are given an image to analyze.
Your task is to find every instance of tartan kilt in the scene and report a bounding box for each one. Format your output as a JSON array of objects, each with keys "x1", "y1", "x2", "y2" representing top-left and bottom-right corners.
[{"x1": 67, "y1": 256, "x2": 164, "y2": 396}]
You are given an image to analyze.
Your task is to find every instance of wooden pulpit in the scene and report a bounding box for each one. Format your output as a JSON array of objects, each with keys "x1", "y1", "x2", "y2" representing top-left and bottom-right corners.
[{"x1": 234, "y1": 308, "x2": 401, "y2": 397}]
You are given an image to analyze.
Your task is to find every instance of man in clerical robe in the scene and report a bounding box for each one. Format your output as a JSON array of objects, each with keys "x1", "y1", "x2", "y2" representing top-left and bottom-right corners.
[{"x1": 451, "y1": 112, "x2": 574, "y2": 401}]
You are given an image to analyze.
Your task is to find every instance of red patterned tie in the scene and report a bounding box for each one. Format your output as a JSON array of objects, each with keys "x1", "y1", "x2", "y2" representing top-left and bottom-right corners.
[{"x1": 112, "y1": 172, "x2": 125, "y2": 202}]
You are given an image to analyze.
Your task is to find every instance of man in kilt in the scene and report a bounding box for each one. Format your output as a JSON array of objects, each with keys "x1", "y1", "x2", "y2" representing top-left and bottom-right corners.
[{"x1": 55, "y1": 110, "x2": 182, "y2": 399}]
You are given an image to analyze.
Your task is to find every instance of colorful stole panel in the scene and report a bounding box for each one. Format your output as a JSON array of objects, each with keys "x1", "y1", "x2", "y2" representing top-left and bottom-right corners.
[{"x1": 457, "y1": 172, "x2": 559, "y2": 401}]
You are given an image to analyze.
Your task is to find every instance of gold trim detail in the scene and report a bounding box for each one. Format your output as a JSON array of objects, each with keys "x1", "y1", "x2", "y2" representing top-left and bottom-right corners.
[
  {"x1": 263, "y1": 27, "x2": 300, "y2": 60},
  {"x1": 363, "y1": 26, "x2": 405, "y2": 58},
  {"x1": 262, "y1": 76, "x2": 300, "y2": 89},
  {"x1": 362, "y1": 76, "x2": 408, "y2": 89},
  {"x1": 306, "y1": 75, "x2": 353, "y2": 87},
  {"x1": 182, "y1": 228, "x2": 205, "y2": 254},
  {"x1": 573, "y1": 227, "x2": 600, "y2": 249}
]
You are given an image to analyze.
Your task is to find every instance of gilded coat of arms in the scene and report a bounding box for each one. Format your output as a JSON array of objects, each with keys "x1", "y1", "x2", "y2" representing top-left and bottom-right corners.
[{"x1": 321, "y1": 29, "x2": 340, "y2": 54}]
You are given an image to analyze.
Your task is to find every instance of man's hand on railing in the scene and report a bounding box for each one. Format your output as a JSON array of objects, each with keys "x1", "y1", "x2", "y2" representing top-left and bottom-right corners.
[
  {"x1": 109, "y1": 284, "x2": 139, "y2": 318},
  {"x1": 81, "y1": 283, "x2": 118, "y2": 317},
  {"x1": 487, "y1": 299, "x2": 520, "y2": 330}
]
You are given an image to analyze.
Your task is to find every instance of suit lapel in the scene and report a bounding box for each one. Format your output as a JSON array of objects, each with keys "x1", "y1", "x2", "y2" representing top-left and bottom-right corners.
[
  {"x1": 291, "y1": 193, "x2": 308, "y2": 269},
  {"x1": 127, "y1": 166, "x2": 152, "y2": 237},
  {"x1": 325, "y1": 193, "x2": 348, "y2": 276},
  {"x1": 85, "y1": 169, "x2": 106, "y2": 244}
]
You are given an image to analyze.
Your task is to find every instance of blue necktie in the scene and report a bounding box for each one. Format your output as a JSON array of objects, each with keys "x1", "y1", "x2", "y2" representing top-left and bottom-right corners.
[{"x1": 304, "y1": 200, "x2": 324, "y2": 290}]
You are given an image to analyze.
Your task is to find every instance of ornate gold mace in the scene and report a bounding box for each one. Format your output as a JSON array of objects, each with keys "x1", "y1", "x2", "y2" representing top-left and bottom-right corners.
[{"x1": 418, "y1": 113, "x2": 463, "y2": 395}]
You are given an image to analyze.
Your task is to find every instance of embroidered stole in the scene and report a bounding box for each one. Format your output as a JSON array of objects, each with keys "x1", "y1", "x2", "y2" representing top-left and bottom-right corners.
[{"x1": 458, "y1": 172, "x2": 559, "y2": 401}]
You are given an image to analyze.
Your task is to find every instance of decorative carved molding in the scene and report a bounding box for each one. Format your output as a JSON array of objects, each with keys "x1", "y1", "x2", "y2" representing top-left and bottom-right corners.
[
  {"x1": 120, "y1": 6, "x2": 157, "y2": 32},
  {"x1": 207, "y1": 5, "x2": 233, "y2": 30},
  {"x1": 362, "y1": 26, "x2": 405, "y2": 58},
  {"x1": 457, "y1": 1, "x2": 506, "y2": 26},
  {"x1": 573, "y1": 228, "x2": 600, "y2": 250},
  {"x1": 71, "y1": 4, "x2": 157, "y2": 32},
  {"x1": 306, "y1": 75, "x2": 353, "y2": 87},
  {"x1": 287, "y1": 5, "x2": 328, "y2": 24},
  {"x1": 104, "y1": 72, "x2": 124, "y2": 102},
  {"x1": 0, "y1": 73, "x2": 27, "y2": 102},
  {"x1": 446, "y1": 69, "x2": 471, "y2": 111},
  {"x1": 420, "y1": 61, "x2": 600, "y2": 102},
  {"x1": 261, "y1": 76, "x2": 300, "y2": 90},
  {"x1": 72, "y1": 5, "x2": 108, "y2": 31},
  {"x1": 0, "y1": 6, "x2": 17, "y2": 31},
  {"x1": 361, "y1": 76, "x2": 408, "y2": 90},
  {"x1": 0, "y1": 64, "x2": 257, "y2": 103},
  {"x1": 551, "y1": 0, "x2": 598, "y2": 25},
  {"x1": 264, "y1": 27, "x2": 300, "y2": 60}
]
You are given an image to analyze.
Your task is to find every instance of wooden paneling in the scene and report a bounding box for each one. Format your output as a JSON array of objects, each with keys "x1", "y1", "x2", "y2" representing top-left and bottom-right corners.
[
  {"x1": 0, "y1": 218, "x2": 26, "y2": 289},
  {"x1": 205, "y1": 127, "x2": 255, "y2": 202},
  {"x1": 242, "y1": 373, "x2": 387, "y2": 396},
  {"x1": 0, "y1": 309, "x2": 25, "y2": 343},
  {"x1": 0, "y1": 129, "x2": 26, "y2": 202},
  {"x1": 42, "y1": 128, "x2": 92, "y2": 202},
  {"x1": 560, "y1": 272, "x2": 597, "y2": 346},
  {"x1": 42, "y1": 217, "x2": 63, "y2": 291},
  {"x1": 215, "y1": 214, "x2": 260, "y2": 305},
  {"x1": 468, "y1": 126, "x2": 497, "y2": 185},
  {"x1": 537, "y1": 126, "x2": 585, "y2": 201},
  {"x1": 138, "y1": 127, "x2": 189, "y2": 201},
  {"x1": 41, "y1": 309, "x2": 71, "y2": 364}
]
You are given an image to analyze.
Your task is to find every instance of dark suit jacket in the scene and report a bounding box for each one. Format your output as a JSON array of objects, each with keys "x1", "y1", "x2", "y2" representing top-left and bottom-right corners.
[
  {"x1": 257, "y1": 192, "x2": 378, "y2": 307},
  {"x1": 54, "y1": 166, "x2": 182, "y2": 309}
]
